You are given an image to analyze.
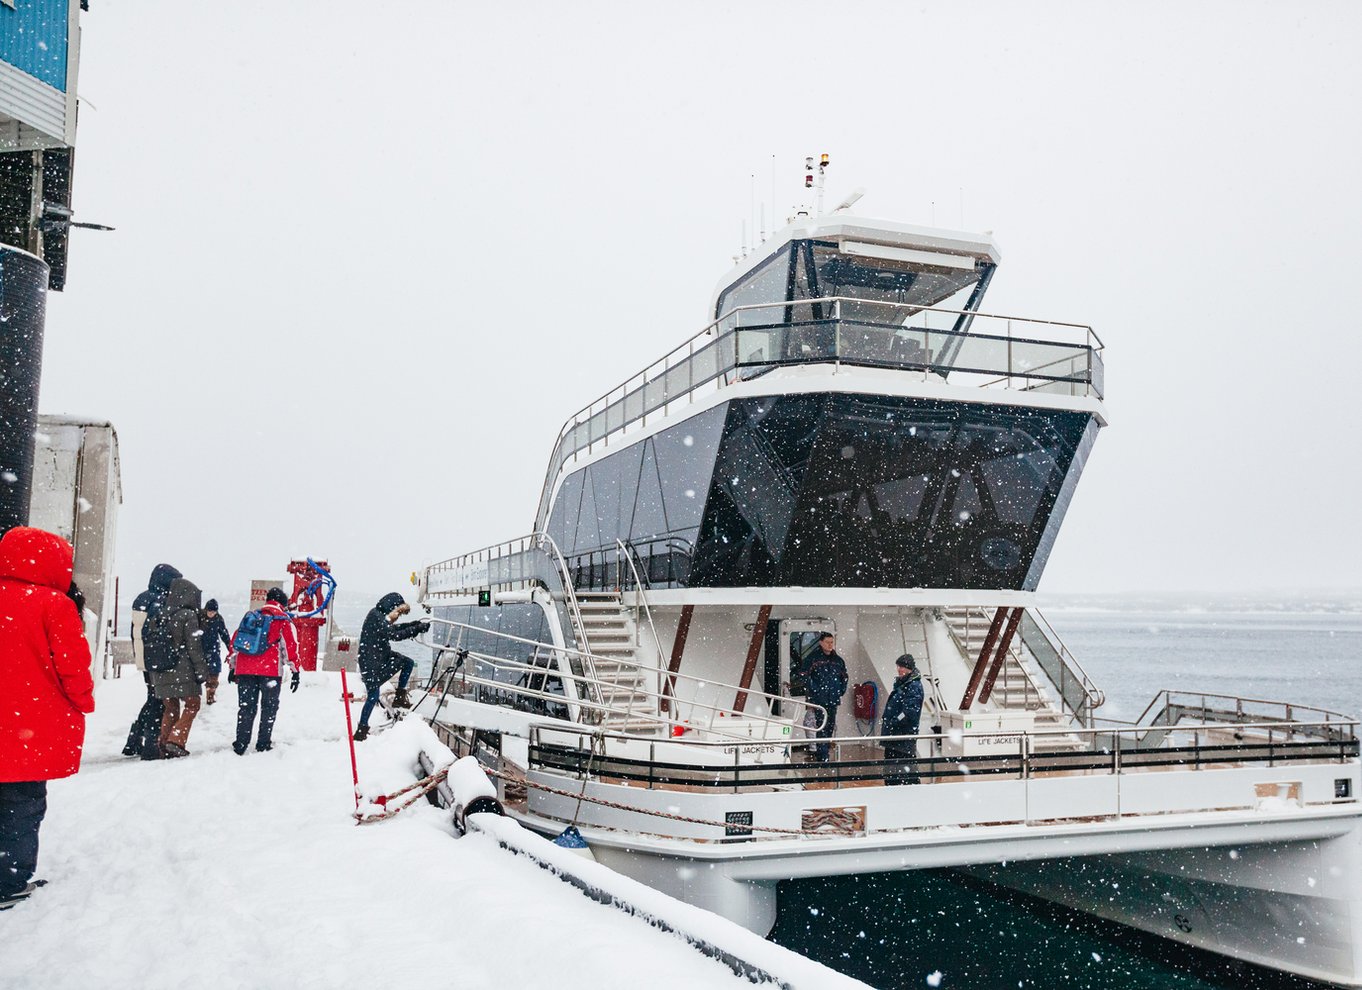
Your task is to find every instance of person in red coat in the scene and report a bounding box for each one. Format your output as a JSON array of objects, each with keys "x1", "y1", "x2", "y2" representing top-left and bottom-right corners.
[
  {"x1": 228, "y1": 587, "x2": 300, "y2": 755},
  {"x1": 0, "y1": 526, "x2": 94, "y2": 910}
]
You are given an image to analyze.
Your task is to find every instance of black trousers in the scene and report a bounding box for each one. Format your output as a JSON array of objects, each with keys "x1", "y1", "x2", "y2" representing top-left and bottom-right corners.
[
  {"x1": 884, "y1": 741, "x2": 921, "y2": 785},
  {"x1": 124, "y1": 674, "x2": 164, "y2": 759},
  {"x1": 235, "y1": 675, "x2": 282, "y2": 750},
  {"x1": 814, "y1": 704, "x2": 839, "y2": 761},
  {"x1": 0, "y1": 781, "x2": 47, "y2": 897}
]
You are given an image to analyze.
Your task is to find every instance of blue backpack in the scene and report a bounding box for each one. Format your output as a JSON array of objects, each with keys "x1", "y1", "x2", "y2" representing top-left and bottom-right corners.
[{"x1": 232, "y1": 609, "x2": 285, "y2": 656}]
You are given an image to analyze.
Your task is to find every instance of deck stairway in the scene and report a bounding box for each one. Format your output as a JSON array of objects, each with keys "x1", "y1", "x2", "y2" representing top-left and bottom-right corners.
[
  {"x1": 574, "y1": 592, "x2": 661, "y2": 733},
  {"x1": 941, "y1": 606, "x2": 1082, "y2": 752}
]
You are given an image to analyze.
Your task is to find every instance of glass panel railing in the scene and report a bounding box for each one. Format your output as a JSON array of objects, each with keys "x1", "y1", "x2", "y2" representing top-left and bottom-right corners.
[
  {"x1": 1019, "y1": 611, "x2": 1090, "y2": 724},
  {"x1": 1018, "y1": 610, "x2": 1105, "y2": 727}
]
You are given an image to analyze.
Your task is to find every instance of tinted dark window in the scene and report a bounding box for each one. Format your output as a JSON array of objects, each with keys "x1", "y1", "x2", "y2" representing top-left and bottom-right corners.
[
  {"x1": 651, "y1": 403, "x2": 726, "y2": 544},
  {"x1": 715, "y1": 245, "x2": 793, "y2": 323},
  {"x1": 630, "y1": 441, "x2": 667, "y2": 543},
  {"x1": 576, "y1": 468, "x2": 602, "y2": 555},
  {"x1": 691, "y1": 394, "x2": 1094, "y2": 591},
  {"x1": 546, "y1": 470, "x2": 584, "y2": 555}
]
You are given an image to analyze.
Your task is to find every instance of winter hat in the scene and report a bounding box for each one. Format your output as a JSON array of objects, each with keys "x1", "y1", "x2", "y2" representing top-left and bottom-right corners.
[
  {"x1": 205, "y1": 598, "x2": 219, "y2": 611},
  {"x1": 896, "y1": 654, "x2": 916, "y2": 671},
  {"x1": 266, "y1": 587, "x2": 289, "y2": 606}
]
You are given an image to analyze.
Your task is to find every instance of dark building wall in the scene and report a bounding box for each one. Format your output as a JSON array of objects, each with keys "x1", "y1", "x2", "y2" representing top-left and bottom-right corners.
[
  {"x1": 546, "y1": 393, "x2": 1098, "y2": 593},
  {"x1": 0, "y1": 246, "x2": 49, "y2": 535}
]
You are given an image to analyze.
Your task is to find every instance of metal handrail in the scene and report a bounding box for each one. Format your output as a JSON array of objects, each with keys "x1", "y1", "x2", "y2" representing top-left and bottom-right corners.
[
  {"x1": 1134, "y1": 689, "x2": 1353, "y2": 728},
  {"x1": 424, "y1": 617, "x2": 826, "y2": 736},
  {"x1": 531, "y1": 717, "x2": 1358, "y2": 755},
  {"x1": 1026, "y1": 608, "x2": 1105, "y2": 709},
  {"x1": 615, "y1": 538, "x2": 667, "y2": 708},
  {"x1": 429, "y1": 650, "x2": 761, "y2": 743}
]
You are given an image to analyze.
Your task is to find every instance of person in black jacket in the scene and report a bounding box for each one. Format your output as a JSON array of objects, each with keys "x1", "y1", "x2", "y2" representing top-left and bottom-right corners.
[
  {"x1": 805, "y1": 632, "x2": 848, "y2": 762},
  {"x1": 353, "y1": 592, "x2": 429, "y2": 741},
  {"x1": 122, "y1": 563, "x2": 182, "y2": 760},
  {"x1": 199, "y1": 599, "x2": 232, "y2": 705},
  {"x1": 881, "y1": 653, "x2": 926, "y2": 785}
]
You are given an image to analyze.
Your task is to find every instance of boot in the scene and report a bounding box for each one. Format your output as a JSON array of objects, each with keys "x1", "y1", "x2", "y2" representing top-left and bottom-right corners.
[
  {"x1": 353, "y1": 724, "x2": 369, "y2": 742},
  {"x1": 393, "y1": 688, "x2": 412, "y2": 710}
]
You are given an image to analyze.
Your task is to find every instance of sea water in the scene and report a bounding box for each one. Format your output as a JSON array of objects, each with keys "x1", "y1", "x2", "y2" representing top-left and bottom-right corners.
[{"x1": 770, "y1": 598, "x2": 1362, "y2": 990}]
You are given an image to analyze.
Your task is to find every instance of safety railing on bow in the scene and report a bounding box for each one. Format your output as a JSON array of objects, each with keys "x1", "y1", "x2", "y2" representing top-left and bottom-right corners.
[
  {"x1": 534, "y1": 297, "x2": 1105, "y2": 530},
  {"x1": 421, "y1": 617, "x2": 827, "y2": 741}
]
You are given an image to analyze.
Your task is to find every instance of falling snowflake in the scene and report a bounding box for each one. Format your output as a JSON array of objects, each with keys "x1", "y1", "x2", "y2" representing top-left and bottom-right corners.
[{"x1": 926, "y1": 972, "x2": 943, "y2": 988}]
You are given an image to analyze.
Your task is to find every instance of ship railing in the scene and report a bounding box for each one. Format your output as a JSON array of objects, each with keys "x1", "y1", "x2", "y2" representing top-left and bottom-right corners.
[
  {"x1": 614, "y1": 539, "x2": 667, "y2": 705},
  {"x1": 1019, "y1": 609, "x2": 1105, "y2": 726},
  {"x1": 421, "y1": 616, "x2": 826, "y2": 741},
  {"x1": 523, "y1": 717, "x2": 1359, "y2": 799},
  {"x1": 943, "y1": 606, "x2": 1104, "y2": 727},
  {"x1": 560, "y1": 535, "x2": 697, "y2": 593},
  {"x1": 421, "y1": 531, "x2": 604, "y2": 711},
  {"x1": 1123, "y1": 690, "x2": 1354, "y2": 748},
  {"x1": 533, "y1": 297, "x2": 1105, "y2": 530}
]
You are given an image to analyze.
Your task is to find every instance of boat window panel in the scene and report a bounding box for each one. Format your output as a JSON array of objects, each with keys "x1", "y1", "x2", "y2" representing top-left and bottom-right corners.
[
  {"x1": 691, "y1": 395, "x2": 1093, "y2": 591},
  {"x1": 575, "y1": 466, "x2": 603, "y2": 554},
  {"x1": 651, "y1": 404, "x2": 726, "y2": 542},
  {"x1": 714, "y1": 245, "x2": 793, "y2": 324},
  {"x1": 546, "y1": 470, "x2": 584, "y2": 556},
  {"x1": 589, "y1": 453, "x2": 623, "y2": 553},
  {"x1": 980, "y1": 448, "x2": 1059, "y2": 525},
  {"x1": 465, "y1": 605, "x2": 500, "y2": 661},
  {"x1": 611, "y1": 442, "x2": 645, "y2": 544},
  {"x1": 809, "y1": 245, "x2": 981, "y2": 327},
  {"x1": 630, "y1": 440, "x2": 669, "y2": 544}
]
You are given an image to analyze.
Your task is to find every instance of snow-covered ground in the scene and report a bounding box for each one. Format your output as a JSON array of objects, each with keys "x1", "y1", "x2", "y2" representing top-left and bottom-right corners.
[{"x1": 4, "y1": 672, "x2": 760, "y2": 989}]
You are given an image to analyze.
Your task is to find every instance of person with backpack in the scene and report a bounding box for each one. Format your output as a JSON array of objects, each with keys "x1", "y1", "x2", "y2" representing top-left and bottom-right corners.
[
  {"x1": 122, "y1": 563, "x2": 182, "y2": 761},
  {"x1": 149, "y1": 578, "x2": 209, "y2": 758},
  {"x1": 805, "y1": 632, "x2": 849, "y2": 762},
  {"x1": 352, "y1": 593, "x2": 429, "y2": 742},
  {"x1": 228, "y1": 587, "x2": 299, "y2": 755},
  {"x1": 200, "y1": 599, "x2": 232, "y2": 705},
  {"x1": 0, "y1": 527, "x2": 95, "y2": 911},
  {"x1": 881, "y1": 654, "x2": 926, "y2": 785}
]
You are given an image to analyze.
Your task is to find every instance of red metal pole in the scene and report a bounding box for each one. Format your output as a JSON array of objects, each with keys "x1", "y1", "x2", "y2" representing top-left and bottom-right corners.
[{"x1": 340, "y1": 665, "x2": 360, "y2": 812}]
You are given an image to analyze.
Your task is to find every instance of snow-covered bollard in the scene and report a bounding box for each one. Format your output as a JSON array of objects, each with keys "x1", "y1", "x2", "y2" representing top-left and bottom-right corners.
[{"x1": 449, "y1": 755, "x2": 504, "y2": 834}]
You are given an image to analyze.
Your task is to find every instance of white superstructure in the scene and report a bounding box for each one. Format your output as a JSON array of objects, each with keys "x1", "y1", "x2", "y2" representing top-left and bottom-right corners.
[{"x1": 414, "y1": 210, "x2": 1362, "y2": 986}]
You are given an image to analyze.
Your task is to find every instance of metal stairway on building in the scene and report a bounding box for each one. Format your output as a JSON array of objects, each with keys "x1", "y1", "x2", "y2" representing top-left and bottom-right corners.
[{"x1": 574, "y1": 592, "x2": 660, "y2": 732}]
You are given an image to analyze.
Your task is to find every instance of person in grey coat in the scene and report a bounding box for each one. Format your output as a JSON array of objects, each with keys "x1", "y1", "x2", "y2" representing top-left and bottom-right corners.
[{"x1": 150, "y1": 577, "x2": 208, "y2": 758}]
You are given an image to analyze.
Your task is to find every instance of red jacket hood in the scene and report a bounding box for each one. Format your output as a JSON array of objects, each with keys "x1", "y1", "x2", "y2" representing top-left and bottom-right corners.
[{"x1": 0, "y1": 526, "x2": 75, "y2": 593}]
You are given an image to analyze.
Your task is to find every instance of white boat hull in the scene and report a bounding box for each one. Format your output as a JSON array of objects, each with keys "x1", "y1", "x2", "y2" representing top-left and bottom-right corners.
[{"x1": 513, "y1": 804, "x2": 1362, "y2": 986}]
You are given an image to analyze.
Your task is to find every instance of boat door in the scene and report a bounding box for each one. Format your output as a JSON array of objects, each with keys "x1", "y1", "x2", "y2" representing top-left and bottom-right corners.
[{"x1": 777, "y1": 618, "x2": 834, "y2": 714}]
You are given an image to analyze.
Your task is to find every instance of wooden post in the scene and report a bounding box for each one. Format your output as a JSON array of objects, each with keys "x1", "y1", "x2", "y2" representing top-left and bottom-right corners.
[
  {"x1": 959, "y1": 607, "x2": 1007, "y2": 710},
  {"x1": 733, "y1": 604, "x2": 773, "y2": 714},
  {"x1": 660, "y1": 604, "x2": 694, "y2": 715},
  {"x1": 978, "y1": 608, "x2": 1025, "y2": 705}
]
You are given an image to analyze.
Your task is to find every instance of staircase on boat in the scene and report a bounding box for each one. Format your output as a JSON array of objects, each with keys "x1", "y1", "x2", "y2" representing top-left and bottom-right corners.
[
  {"x1": 941, "y1": 606, "x2": 1084, "y2": 751},
  {"x1": 574, "y1": 591, "x2": 661, "y2": 733}
]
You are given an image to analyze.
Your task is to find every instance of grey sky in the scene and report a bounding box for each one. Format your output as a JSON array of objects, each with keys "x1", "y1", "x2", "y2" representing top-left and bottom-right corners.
[{"x1": 39, "y1": 0, "x2": 1362, "y2": 601}]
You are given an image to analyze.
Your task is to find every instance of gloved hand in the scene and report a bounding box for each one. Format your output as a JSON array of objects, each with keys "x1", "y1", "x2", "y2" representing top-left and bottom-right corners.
[
  {"x1": 290, "y1": 671, "x2": 300, "y2": 693},
  {"x1": 228, "y1": 669, "x2": 237, "y2": 684},
  {"x1": 417, "y1": 620, "x2": 431, "y2": 634}
]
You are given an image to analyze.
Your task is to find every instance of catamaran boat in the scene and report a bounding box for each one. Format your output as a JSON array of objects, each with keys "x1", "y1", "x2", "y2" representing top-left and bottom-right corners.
[{"x1": 413, "y1": 199, "x2": 1362, "y2": 986}]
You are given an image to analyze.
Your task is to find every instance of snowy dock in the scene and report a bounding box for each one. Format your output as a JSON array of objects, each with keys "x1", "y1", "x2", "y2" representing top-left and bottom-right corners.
[{"x1": 6, "y1": 673, "x2": 865, "y2": 990}]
